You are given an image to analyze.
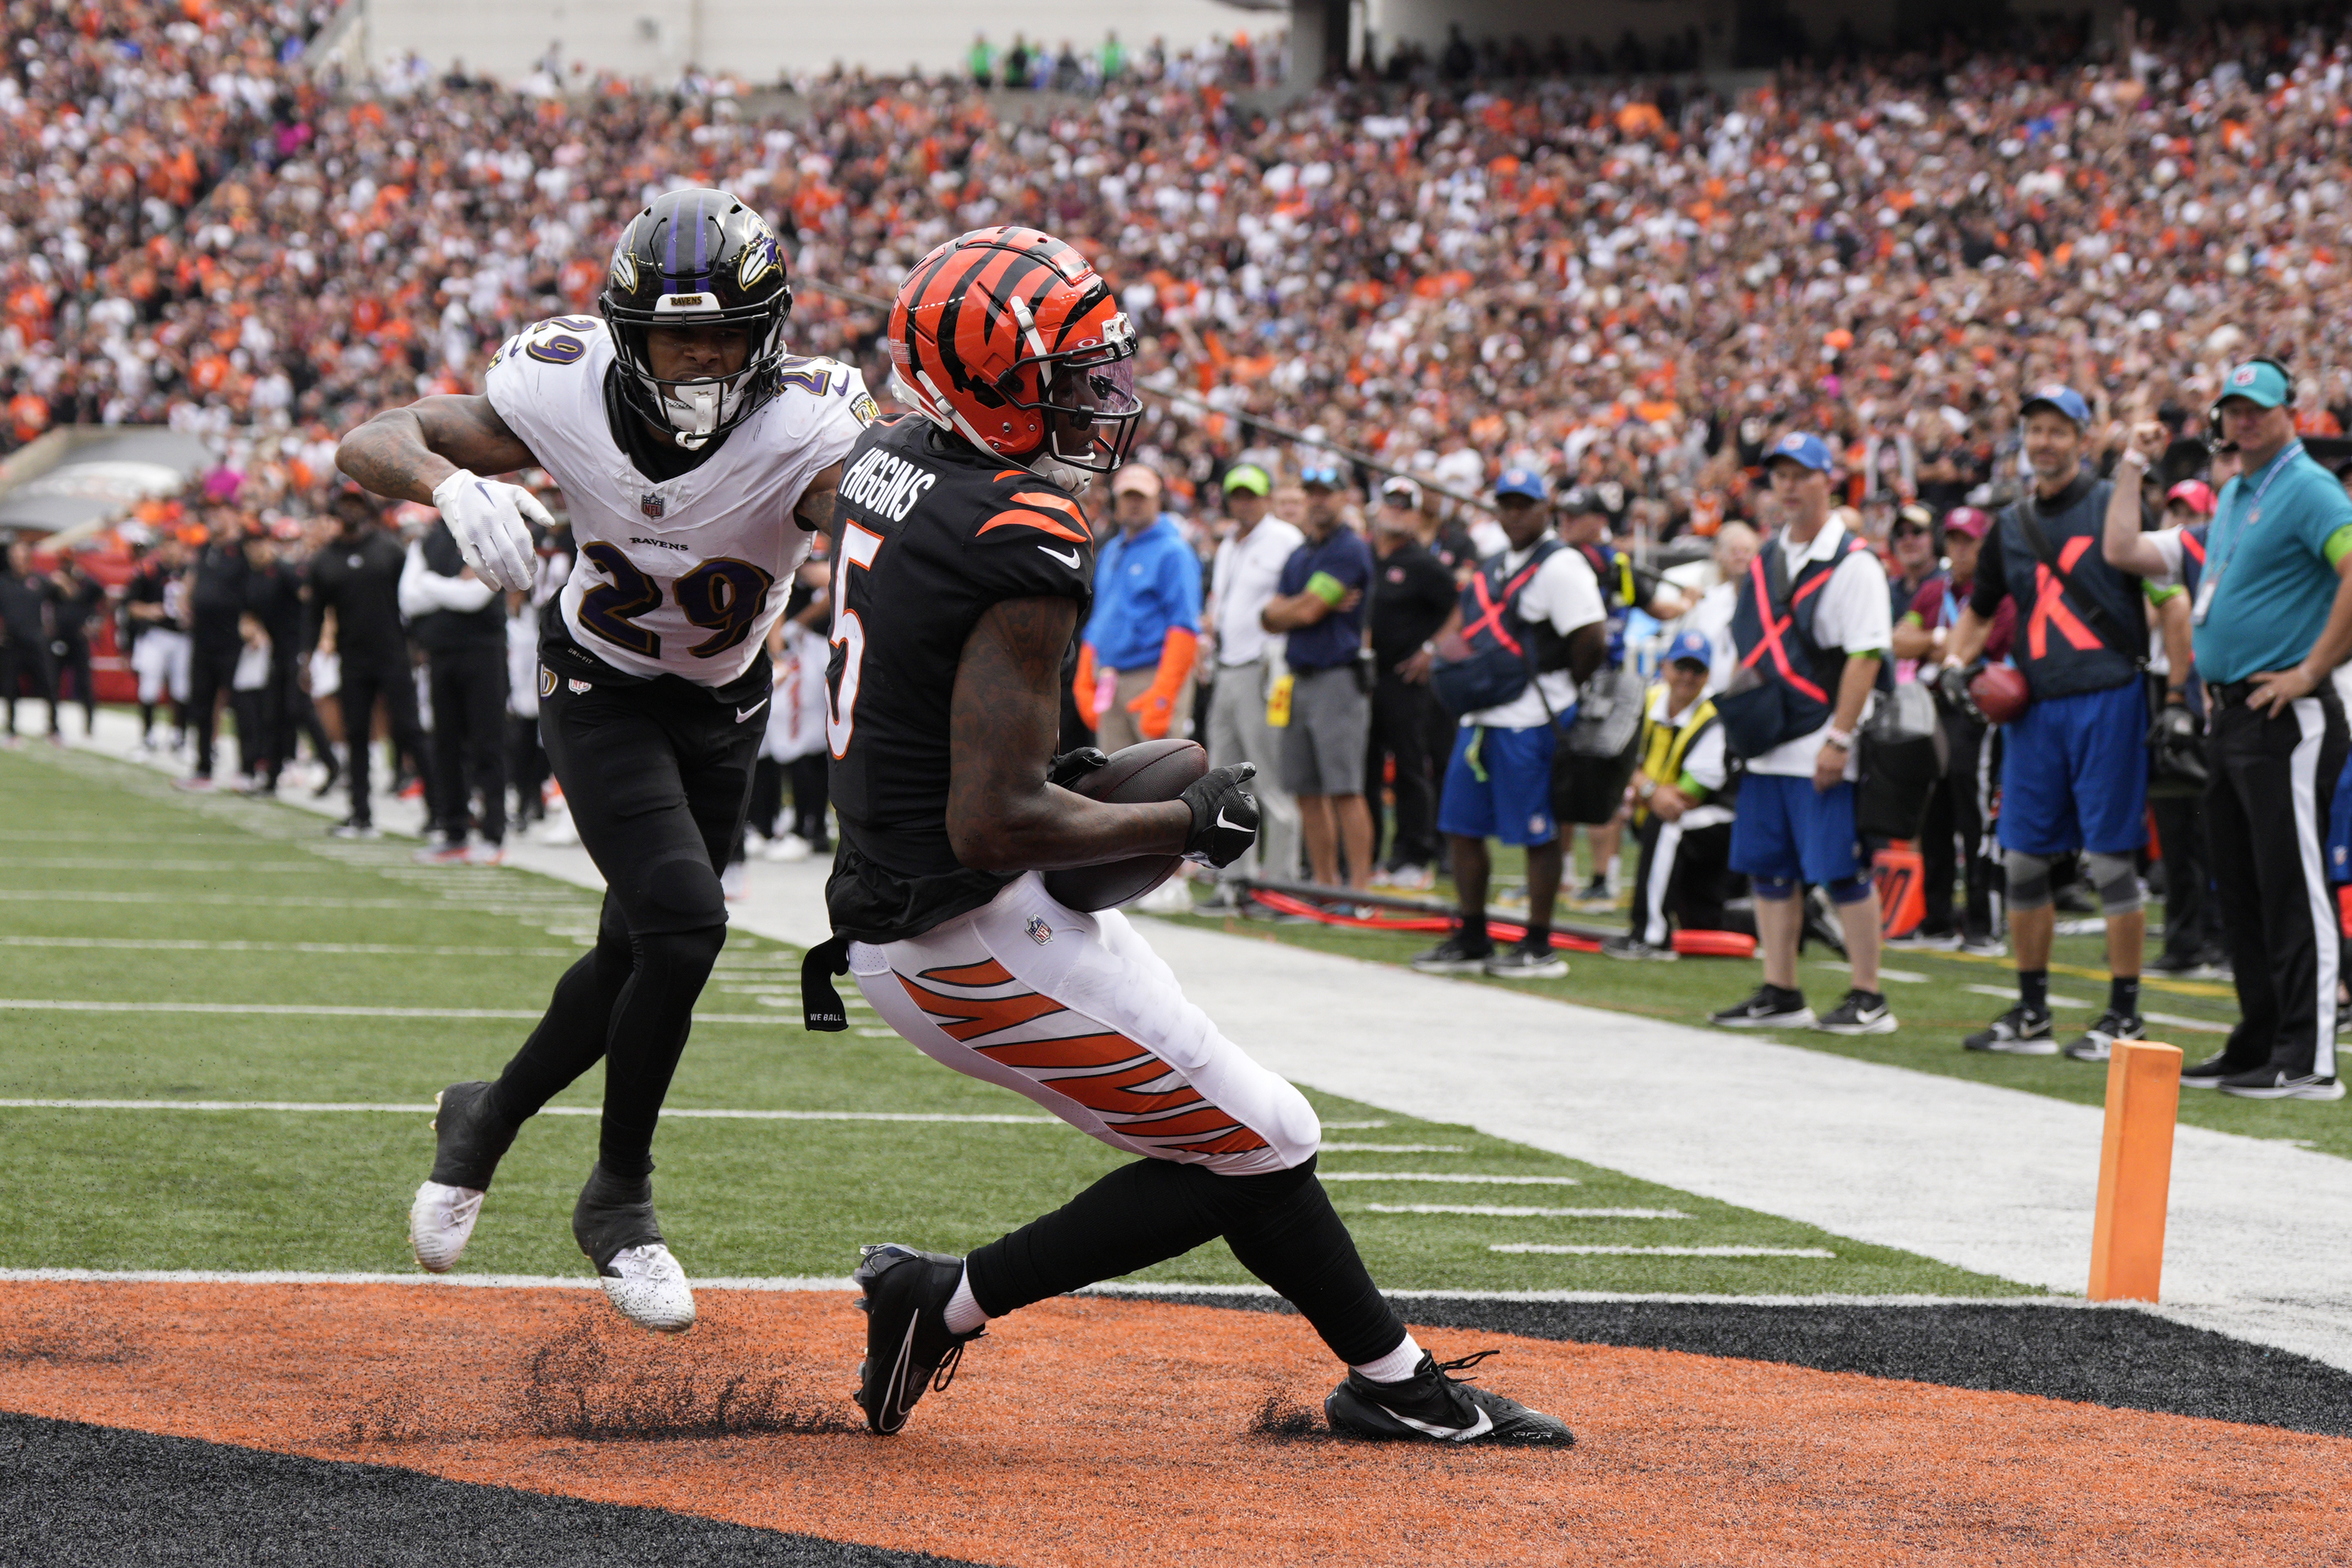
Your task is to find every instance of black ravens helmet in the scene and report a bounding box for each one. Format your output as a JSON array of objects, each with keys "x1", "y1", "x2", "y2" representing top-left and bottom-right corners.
[{"x1": 599, "y1": 187, "x2": 793, "y2": 448}]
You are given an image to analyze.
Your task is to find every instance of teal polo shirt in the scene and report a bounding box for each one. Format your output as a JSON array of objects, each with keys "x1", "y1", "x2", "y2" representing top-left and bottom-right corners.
[{"x1": 2190, "y1": 442, "x2": 2352, "y2": 683}]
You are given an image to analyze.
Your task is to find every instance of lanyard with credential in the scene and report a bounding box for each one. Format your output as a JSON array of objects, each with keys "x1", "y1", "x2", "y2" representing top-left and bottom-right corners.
[{"x1": 2194, "y1": 441, "x2": 2304, "y2": 626}]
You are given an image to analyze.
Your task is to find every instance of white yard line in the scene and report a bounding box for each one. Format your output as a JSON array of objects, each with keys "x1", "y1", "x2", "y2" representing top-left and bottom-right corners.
[
  {"x1": 1317, "y1": 1143, "x2": 1465, "y2": 1153},
  {"x1": 1491, "y1": 1243, "x2": 1838, "y2": 1258},
  {"x1": 1362, "y1": 1204, "x2": 1688, "y2": 1219},
  {"x1": 1318, "y1": 1172, "x2": 1580, "y2": 1186},
  {"x1": 0, "y1": 858, "x2": 320, "y2": 872},
  {"x1": 0, "y1": 1098, "x2": 1061, "y2": 1124},
  {"x1": 0, "y1": 935, "x2": 581, "y2": 957},
  {"x1": 0, "y1": 998, "x2": 799, "y2": 1024},
  {"x1": 1965, "y1": 983, "x2": 2093, "y2": 1008}
]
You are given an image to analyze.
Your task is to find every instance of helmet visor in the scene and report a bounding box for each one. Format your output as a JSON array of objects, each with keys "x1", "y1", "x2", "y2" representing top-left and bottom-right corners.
[{"x1": 1036, "y1": 346, "x2": 1143, "y2": 472}]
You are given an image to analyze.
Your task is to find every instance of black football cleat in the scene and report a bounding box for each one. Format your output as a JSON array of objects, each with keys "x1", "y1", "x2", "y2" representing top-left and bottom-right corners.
[
  {"x1": 853, "y1": 1243, "x2": 982, "y2": 1435},
  {"x1": 1324, "y1": 1349, "x2": 1574, "y2": 1446}
]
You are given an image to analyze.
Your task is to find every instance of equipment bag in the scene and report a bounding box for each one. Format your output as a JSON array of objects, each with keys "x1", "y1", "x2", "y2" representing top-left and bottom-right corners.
[
  {"x1": 1551, "y1": 663, "x2": 1647, "y2": 824},
  {"x1": 1855, "y1": 680, "x2": 1949, "y2": 841},
  {"x1": 1429, "y1": 642, "x2": 1530, "y2": 717}
]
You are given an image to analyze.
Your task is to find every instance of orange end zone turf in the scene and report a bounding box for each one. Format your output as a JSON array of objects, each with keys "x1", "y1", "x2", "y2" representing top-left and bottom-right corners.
[{"x1": 1, "y1": 1283, "x2": 2346, "y2": 1565}]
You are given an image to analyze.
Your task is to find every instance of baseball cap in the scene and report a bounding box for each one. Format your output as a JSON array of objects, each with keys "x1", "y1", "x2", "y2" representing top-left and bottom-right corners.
[
  {"x1": 1763, "y1": 432, "x2": 1834, "y2": 473},
  {"x1": 2166, "y1": 479, "x2": 2217, "y2": 517},
  {"x1": 1111, "y1": 464, "x2": 1162, "y2": 499},
  {"x1": 1298, "y1": 462, "x2": 1343, "y2": 489},
  {"x1": 1494, "y1": 466, "x2": 1548, "y2": 501},
  {"x1": 2020, "y1": 384, "x2": 2092, "y2": 428},
  {"x1": 1665, "y1": 629, "x2": 1713, "y2": 668},
  {"x1": 1378, "y1": 474, "x2": 1422, "y2": 507},
  {"x1": 1894, "y1": 501, "x2": 1935, "y2": 534},
  {"x1": 1555, "y1": 483, "x2": 1604, "y2": 515},
  {"x1": 2217, "y1": 359, "x2": 2291, "y2": 409},
  {"x1": 1942, "y1": 505, "x2": 1992, "y2": 540},
  {"x1": 1221, "y1": 463, "x2": 1270, "y2": 497}
]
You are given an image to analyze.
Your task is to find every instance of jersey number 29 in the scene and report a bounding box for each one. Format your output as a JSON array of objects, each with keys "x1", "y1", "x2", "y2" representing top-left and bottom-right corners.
[
  {"x1": 577, "y1": 544, "x2": 775, "y2": 659},
  {"x1": 825, "y1": 523, "x2": 883, "y2": 758}
]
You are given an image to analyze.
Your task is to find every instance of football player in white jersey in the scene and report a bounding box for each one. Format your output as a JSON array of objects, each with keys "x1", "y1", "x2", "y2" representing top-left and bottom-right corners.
[{"x1": 337, "y1": 187, "x2": 871, "y2": 1332}]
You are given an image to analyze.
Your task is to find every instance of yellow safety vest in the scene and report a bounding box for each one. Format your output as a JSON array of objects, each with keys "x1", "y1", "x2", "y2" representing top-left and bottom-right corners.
[{"x1": 1633, "y1": 687, "x2": 1720, "y2": 827}]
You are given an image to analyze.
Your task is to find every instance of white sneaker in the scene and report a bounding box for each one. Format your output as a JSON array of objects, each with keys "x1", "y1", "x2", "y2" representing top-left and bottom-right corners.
[
  {"x1": 599, "y1": 1243, "x2": 697, "y2": 1332},
  {"x1": 409, "y1": 1180, "x2": 485, "y2": 1273},
  {"x1": 764, "y1": 832, "x2": 813, "y2": 862},
  {"x1": 535, "y1": 812, "x2": 579, "y2": 846},
  {"x1": 464, "y1": 842, "x2": 506, "y2": 866},
  {"x1": 721, "y1": 860, "x2": 748, "y2": 900}
]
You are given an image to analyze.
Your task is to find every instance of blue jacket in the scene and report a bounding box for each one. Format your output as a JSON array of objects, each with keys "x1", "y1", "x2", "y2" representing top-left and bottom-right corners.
[{"x1": 1082, "y1": 516, "x2": 1201, "y2": 670}]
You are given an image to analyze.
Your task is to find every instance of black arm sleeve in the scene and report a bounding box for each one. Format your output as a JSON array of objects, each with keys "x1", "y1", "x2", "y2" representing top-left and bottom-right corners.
[
  {"x1": 1969, "y1": 521, "x2": 2008, "y2": 620},
  {"x1": 302, "y1": 556, "x2": 332, "y2": 655}
]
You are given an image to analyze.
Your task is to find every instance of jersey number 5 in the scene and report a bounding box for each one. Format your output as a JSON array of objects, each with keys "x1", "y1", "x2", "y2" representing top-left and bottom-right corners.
[
  {"x1": 577, "y1": 544, "x2": 775, "y2": 660},
  {"x1": 826, "y1": 523, "x2": 883, "y2": 759}
]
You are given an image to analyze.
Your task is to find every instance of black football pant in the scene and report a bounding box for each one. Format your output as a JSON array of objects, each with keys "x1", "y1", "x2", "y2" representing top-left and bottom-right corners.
[
  {"x1": 2150, "y1": 790, "x2": 2221, "y2": 963},
  {"x1": 789, "y1": 752, "x2": 829, "y2": 846},
  {"x1": 482, "y1": 663, "x2": 761, "y2": 1179},
  {"x1": 1364, "y1": 672, "x2": 1442, "y2": 871},
  {"x1": 428, "y1": 644, "x2": 511, "y2": 846},
  {"x1": 337, "y1": 660, "x2": 433, "y2": 829},
  {"x1": 52, "y1": 636, "x2": 94, "y2": 734},
  {"x1": 2206, "y1": 687, "x2": 2348, "y2": 1078},
  {"x1": 1921, "y1": 711, "x2": 1997, "y2": 940},
  {"x1": 1626, "y1": 813, "x2": 1747, "y2": 948},
  {"x1": 966, "y1": 1153, "x2": 1408, "y2": 1366},
  {"x1": 0, "y1": 636, "x2": 56, "y2": 736},
  {"x1": 185, "y1": 638, "x2": 244, "y2": 778}
]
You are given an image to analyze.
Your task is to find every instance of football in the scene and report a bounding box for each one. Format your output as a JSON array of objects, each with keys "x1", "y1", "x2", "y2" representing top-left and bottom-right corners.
[
  {"x1": 1969, "y1": 663, "x2": 2031, "y2": 726},
  {"x1": 1042, "y1": 739, "x2": 1209, "y2": 912}
]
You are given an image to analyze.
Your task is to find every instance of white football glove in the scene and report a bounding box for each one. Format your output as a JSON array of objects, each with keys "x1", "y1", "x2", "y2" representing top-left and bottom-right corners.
[{"x1": 430, "y1": 469, "x2": 550, "y2": 592}]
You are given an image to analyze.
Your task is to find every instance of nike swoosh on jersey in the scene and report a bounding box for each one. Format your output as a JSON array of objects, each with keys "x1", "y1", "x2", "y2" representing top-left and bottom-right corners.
[
  {"x1": 734, "y1": 698, "x2": 771, "y2": 723},
  {"x1": 1038, "y1": 545, "x2": 1082, "y2": 569}
]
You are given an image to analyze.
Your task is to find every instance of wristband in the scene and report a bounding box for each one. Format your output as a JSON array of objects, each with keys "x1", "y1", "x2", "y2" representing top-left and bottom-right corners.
[
  {"x1": 1305, "y1": 570, "x2": 1348, "y2": 606},
  {"x1": 1822, "y1": 726, "x2": 1853, "y2": 751},
  {"x1": 2118, "y1": 448, "x2": 2151, "y2": 472}
]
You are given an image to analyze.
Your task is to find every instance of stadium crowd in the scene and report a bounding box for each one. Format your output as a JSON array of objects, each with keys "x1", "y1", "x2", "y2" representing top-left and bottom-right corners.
[{"x1": 9, "y1": 4, "x2": 2352, "y2": 1089}]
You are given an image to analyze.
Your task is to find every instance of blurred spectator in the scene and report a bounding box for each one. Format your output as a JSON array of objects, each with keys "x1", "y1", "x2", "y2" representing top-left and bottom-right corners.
[
  {"x1": 125, "y1": 535, "x2": 192, "y2": 751},
  {"x1": 1889, "y1": 506, "x2": 2010, "y2": 952},
  {"x1": 306, "y1": 489, "x2": 432, "y2": 838},
  {"x1": 1260, "y1": 463, "x2": 1375, "y2": 888},
  {"x1": 44, "y1": 552, "x2": 104, "y2": 739},
  {"x1": 1686, "y1": 521, "x2": 1759, "y2": 694},
  {"x1": 1077, "y1": 464, "x2": 1201, "y2": 751},
  {"x1": 401, "y1": 515, "x2": 509, "y2": 863},
  {"x1": 0, "y1": 539, "x2": 57, "y2": 742},
  {"x1": 175, "y1": 513, "x2": 252, "y2": 788},
  {"x1": 1201, "y1": 462, "x2": 1303, "y2": 891},
  {"x1": 1602, "y1": 630, "x2": 1745, "y2": 960},
  {"x1": 1362, "y1": 477, "x2": 1458, "y2": 888},
  {"x1": 2145, "y1": 481, "x2": 2226, "y2": 977},
  {"x1": 753, "y1": 559, "x2": 835, "y2": 862},
  {"x1": 1415, "y1": 467, "x2": 1606, "y2": 978},
  {"x1": 1886, "y1": 504, "x2": 1942, "y2": 624}
]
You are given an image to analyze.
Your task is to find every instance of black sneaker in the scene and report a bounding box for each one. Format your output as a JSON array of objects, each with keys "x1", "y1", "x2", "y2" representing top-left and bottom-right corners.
[
  {"x1": 853, "y1": 1243, "x2": 982, "y2": 1435},
  {"x1": 2061, "y1": 1011, "x2": 2144, "y2": 1063},
  {"x1": 327, "y1": 818, "x2": 379, "y2": 839},
  {"x1": 1600, "y1": 933, "x2": 1677, "y2": 962},
  {"x1": 2149, "y1": 951, "x2": 2213, "y2": 979},
  {"x1": 1325, "y1": 1349, "x2": 1572, "y2": 1446},
  {"x1": 2182, "y1": 1037, "x2": 2267, "y2": 1089},
  {"x1": 1483, "y1": 941, "x2": 1567, "y2": 980},
  {"x1": 1571, "y1": 874, "x2": 1615, "y2": 909},
  {"x1": 1963, "y1": 1006, "x2": 2054, "y2": 1055},
  {"x1": 1410, "y1": 932, "x2": 1494, "y2": 974},
  {"x1": 1885, "y1": 927, "x2": 1959, "y2": 951},
  {"x1": 2217, "y1": 1067, "x2": 2348, "y2": 1101},
  {"x1": 1710, "y1": 984, "x2": 1814, "y2": 1029},
  {"x1": 1814, "y1": 988, "x2": 1897, "y2": 1035}
]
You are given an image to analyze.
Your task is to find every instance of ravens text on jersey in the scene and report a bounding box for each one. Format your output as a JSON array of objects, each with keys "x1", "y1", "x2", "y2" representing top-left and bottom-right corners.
[{"x1": 821, "y1": 415, "x2": 1096, "y2": 942}]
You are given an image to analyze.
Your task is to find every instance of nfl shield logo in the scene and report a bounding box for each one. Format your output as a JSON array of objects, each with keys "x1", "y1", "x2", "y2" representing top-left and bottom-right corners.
[
  {"x1": 640, "y1": 491, "x2": 666, "y2": 518},
  {"x1": 1025, "y1": 915, "x2": 1054, "y2": 945}
]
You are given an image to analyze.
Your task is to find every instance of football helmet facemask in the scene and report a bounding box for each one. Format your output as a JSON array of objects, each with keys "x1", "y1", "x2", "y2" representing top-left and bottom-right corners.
[
  {"x1": 600, "y1": 187, "x2": 793, "y2": 449},
  {"x1": 888, "y1": 225, "x2": 1142, "y2": 478}
]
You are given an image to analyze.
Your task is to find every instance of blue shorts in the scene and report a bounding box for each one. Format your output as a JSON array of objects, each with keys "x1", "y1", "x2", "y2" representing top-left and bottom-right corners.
[
  {"x1": 2329, "y1": 753, "x2": 2352, "y2": 885},
  {"x1": 1997, "y1": 682, "x2": 2148, "y2": 856},
  {"x1": 1437, "y1": 723, "x2": 1558, "y2": 846},
  {"x1": 1729, "y1": 773, "x2": 1863, "y2": 887}
]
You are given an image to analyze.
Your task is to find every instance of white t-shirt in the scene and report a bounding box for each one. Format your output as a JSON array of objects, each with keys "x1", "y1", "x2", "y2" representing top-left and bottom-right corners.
[
  {"x1": 1743, "y1": 520, "x2": 1893, "y2": 780},
  {"x1": 1687, "y1": 579, "x2": 1740, "y2": 695},
  {"x1": 1208, "y1": 516, "x2": 1307, "y2": 668},
  {"x1": 1464, "y1": 543, "x2": 1607, "y2": 730},
  {"x1": 484, "y1": 316, "x2": 869, "y2": 687}
]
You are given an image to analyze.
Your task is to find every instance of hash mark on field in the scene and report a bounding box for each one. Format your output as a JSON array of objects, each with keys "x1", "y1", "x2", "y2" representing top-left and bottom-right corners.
[
  {"x1": 0, "y1": 1099, "x2": 1062, "y2": 1124},
  {"x1": 1319, "y1": 1172, "x2": 1579, "y2": 1186},
  {"x1": 1363, "y1": 1204, "x2": 1689, "y2": 1219},
  {"x1": 1491, "y1": 1243, "x2": 1836, "y2": 1258}
]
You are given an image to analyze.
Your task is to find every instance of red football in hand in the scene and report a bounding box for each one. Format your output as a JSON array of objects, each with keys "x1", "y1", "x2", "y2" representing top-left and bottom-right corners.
[
  {"x1": 1969, "y1": 664, "x2": 2030, "y2": 726},
  {"x1": 1041, "y1": 739, "x2": 1209, "y2": 912}
]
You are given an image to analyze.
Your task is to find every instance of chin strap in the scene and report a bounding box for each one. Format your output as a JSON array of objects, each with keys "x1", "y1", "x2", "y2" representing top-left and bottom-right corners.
[{"x1": 1028, "y1": 453, "x2": 1094, "y2": 496}]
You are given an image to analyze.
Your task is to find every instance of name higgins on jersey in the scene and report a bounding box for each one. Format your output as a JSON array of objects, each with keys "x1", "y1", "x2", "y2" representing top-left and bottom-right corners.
[{"x1": 839, "y1": 445, "x2": 939, "y2": 523}]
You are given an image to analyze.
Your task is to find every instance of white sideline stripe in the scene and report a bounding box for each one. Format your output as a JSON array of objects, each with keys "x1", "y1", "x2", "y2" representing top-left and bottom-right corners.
[
  {"x1": 1319, "y1": 1171, "x2": 1579, "y2": 1185},
  {"x1": 2140, "y1": 1011, "x2": 2231, "y2": 1036},
  {"x1": 0, "y1": 1268, "x2": 2078, "y2": 1307},
  {"x1": 0, "y1": 1099, "x2": 1062, "y2": 1124},
  {"x1": 1491, "y1": 1243, "x2": 1837, "y2": 1258},
  {"x1": 1966, "y1": 984, "x2": 2092, "y2": 1008},
  {"x1": 0, "y1": 999, "x2": 800, "y2": 1024},
  {"x1": 0, "y1": 936, "x2": 581, "y2": 957},
  {"x1": 0, "y1": 858, "x2": 320, "y2": 872},
  {"x1": 1362, "y1": 1204, "x2": 1689, "y2": 1219},
  {"x1": 1317, "y1": 1143, "x2": 1465, "y2": 1153}
]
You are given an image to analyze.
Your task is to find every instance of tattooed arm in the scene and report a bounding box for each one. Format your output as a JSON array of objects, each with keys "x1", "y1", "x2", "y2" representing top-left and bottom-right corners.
[
  {"x1": 946, "y1": 595, "x2": 1190, "y2": 871},
  {"x1": 793, "y1": 462, "x2": 842, "y2": 538},
  {"x1": 335, "y1": 396, "x2": 538, "y2": 504}
]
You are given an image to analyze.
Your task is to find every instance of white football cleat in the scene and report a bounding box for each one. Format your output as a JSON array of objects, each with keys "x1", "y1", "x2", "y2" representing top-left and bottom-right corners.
[
  {"x1": 410, "y1": 1181, "x2": 485, "y2": 1273},
  {"x1": 599, "y1": 1243, "x2": 697, "y2": 1332}
]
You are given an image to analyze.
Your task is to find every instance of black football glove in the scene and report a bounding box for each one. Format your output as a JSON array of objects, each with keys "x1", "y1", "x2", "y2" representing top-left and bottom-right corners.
[
  {"x1": 1047, "y1": 747, "x2": 1110, "y2": 789},
  {"x1": 1934, "y1": 661, "x2": 1986, "y2": 724},
  {"x1": 1180, "y1": 762, "x2": 1260, "y2": 868}
]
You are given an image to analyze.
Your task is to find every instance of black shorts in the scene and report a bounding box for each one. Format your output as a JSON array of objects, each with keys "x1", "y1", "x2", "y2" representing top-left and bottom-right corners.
[{"x1": 538, "y1": 650, "x2": 769, "y2": 937}]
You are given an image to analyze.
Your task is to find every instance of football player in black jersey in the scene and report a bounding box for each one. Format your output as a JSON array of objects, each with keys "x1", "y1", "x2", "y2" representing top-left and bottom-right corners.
[
  {"x1": 337, "y1": 189, "x2": 864, "y2": 1332},
  {"x1": 815, "y1": 226, "x2": 1570, "y2": 1445}
]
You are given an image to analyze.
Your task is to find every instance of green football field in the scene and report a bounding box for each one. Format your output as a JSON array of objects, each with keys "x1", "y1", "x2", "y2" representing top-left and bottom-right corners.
[
  {"x1": 0, "y1": 739, "x2": 2022, "y2": 1298},
  {"x1": 1168, "y1": 839, "x2": 2347, "y2": 1163}
]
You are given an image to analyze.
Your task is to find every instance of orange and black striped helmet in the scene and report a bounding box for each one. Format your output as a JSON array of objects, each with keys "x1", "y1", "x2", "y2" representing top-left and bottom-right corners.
[{"x1": 888, "y1": 226, "x2": 1142, "y2": 472}]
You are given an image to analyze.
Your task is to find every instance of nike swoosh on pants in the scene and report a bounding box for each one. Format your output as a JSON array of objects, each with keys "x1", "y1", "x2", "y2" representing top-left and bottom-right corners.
[{"x1": 735, "y1": 698, "x2": 770, "y2": 723}]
